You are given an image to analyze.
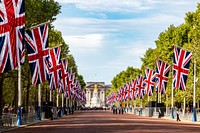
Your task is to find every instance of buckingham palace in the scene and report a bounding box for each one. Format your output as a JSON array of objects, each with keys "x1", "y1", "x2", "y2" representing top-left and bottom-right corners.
[{"x1": 85, "y1": 82, "x2": 111, "y2": 108}]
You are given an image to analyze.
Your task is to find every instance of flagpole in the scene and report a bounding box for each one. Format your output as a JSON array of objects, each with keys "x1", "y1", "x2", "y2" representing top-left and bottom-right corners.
[
  {"x1": 134, "y1": 100, "x2": 136, "y2": 114},
  {"x1": 166, "y1": 94, "x2": 168, "y2": 117},
  {"x1": 140, "y1": 99, "x2": 142, "y2": 116},
  {"x1": 66, "y1": 97, "x2": 68, "y2": 114},
  {"x1": 171, "y1": 78, "x2": 174, "y2": 119},
  {"x1": 17, "y1": 66, "x2": 22, "y2": 125},
  {"x1": 56, "y1": 90, "x2": 59, "y2": 118},
  {"x1": 50, "y1": 90, "x2": 52, "y2": 102},
  {"x1": 171, "y1": 57, "x2": 174, "y2": 119},
  {"x1": 61, "y1": 94, "x2": 64, "y2": 116},
  {"x1": 192, "y1": 59, "x2": 197, "y2": 122},
  {"x1": 27, "y1": 21, "x2": 51, "y2": 30},
  {"x1": 38, "y1": 84, "x2": 41, "y2": 120}
]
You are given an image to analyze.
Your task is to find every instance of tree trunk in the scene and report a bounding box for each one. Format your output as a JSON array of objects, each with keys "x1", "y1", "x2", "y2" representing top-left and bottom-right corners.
[{"x1": 0, "y1": 74, "x2": 4, "y2": 116}]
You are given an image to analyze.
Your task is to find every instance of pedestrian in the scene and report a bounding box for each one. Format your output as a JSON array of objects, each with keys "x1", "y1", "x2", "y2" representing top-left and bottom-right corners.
[
  {"x1": 112, "y1": 105, "x2": 116, "y2": 114},
  {"x1": 50, "y1": 107, "x2": 53, "y2": 120},
  {"x1": 158, "y1": 108, "x2": 161, "y2": 118},
  {"x1": 176, "y1": 109, "x2": 181, "y2": 121}
]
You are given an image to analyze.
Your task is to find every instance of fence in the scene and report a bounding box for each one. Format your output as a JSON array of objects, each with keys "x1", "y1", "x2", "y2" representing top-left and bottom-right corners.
[
  {"x1": 0, "y1": 113, "x2": 38, "y2": 131},
  {"x1": 127, "y1": 107, "x2": 200, "y2": 122}
]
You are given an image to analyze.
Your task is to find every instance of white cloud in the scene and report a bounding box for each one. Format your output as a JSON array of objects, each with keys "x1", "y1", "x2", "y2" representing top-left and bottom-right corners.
[
  {"x1": 55, "y1": 0, "x2": 199, "y2": 13},
  {"x1": 53, "y1": 0, "x2": 200, "y2": 83},
  {"x1": 54, "y1": 13, "x2": 184, "y2": 43},
  {"x1": 63, "y1": 34, "x2": 105, "y2": 49},
  {"x1": 56, "y1": 0, "x2": 153, "y2": 13}
]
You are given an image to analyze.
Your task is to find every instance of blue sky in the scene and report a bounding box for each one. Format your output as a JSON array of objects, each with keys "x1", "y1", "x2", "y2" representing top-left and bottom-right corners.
[{"x1": 54, "y1": 0, "x2": 199, "y2": 84}]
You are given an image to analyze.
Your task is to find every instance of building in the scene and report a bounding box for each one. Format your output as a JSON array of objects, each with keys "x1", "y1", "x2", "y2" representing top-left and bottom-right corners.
[{"x1": 85, "y1": 82, "x2": 111, "y2": 107}]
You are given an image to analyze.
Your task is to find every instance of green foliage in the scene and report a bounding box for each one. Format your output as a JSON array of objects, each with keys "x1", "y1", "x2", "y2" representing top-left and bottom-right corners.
[
  {"x1": 1, "y1": 0, "x2": 85, "y2": 112},
  {"x1": 77, "y1": 74, "x2": 86, "y2": 90},
  {"x1": 25, "y1": 0, "x2": 61, "y2": 28},
  {"x1": 110, "y1": 3, "x2": 200, "y2": 108}
]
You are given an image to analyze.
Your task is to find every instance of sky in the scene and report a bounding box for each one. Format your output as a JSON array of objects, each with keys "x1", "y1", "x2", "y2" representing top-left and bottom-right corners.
[{"x1": 54, "y1": 0, "x2": 200, "y2": 84}]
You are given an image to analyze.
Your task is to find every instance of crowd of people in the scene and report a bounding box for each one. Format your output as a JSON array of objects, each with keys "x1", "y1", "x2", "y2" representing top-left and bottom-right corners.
[
  {"x1": 112, "y1": 105, "x2": 125, "y2": 114},
  {"x1": 2, "y1": 106, "x2": 14, "y2": 114}
]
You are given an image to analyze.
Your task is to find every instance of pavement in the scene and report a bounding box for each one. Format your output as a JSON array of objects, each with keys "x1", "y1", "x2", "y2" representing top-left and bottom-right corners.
[{"x1": 2, "y1": 110, "x2": 200, "y2": 133}]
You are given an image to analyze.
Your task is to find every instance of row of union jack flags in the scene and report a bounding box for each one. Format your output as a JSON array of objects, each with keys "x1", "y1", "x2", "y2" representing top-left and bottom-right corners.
[
  {"x1": 106, "y1": 46, "x2": 192, "y2": 105},
  {"x1": 0, "y1": 0, "x2": 86, "y2": 104}
]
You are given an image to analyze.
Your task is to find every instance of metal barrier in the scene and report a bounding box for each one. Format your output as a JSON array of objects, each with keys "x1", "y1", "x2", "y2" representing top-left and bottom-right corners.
[
  {"x1": 0, "y1": 113, "x2": 38, "y2": 131},
  {"x1": 0, "y1": 114, "x2": 17, "y2": 130},
  {"x1": 127, "y1": 107, "x2": 200, "y2": 122}
]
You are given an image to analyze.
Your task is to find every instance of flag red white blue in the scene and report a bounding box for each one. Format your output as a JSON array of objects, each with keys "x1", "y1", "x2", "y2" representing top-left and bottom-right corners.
[
  {"x1": 130, "y1": 79, "x2": 137, "y2": 100},
  {"x1": 173, "y1": 46, "x2": 192, "y2": 91},
  {"x1": 0, "y1": 0, "x2": 25, "y2": 73},
  {"x1": 67, "y1": 68, "x2": 73, "y2": 99},
  {"x1": 143, "y1": 68, "x2": 156, "y2": 96},
  {"x1": 60, "y1": 58, "x2": 69, "y2": 96},
  {"x1": 126, "y1": 83, "x2": 131, "y2": 100},
  {"x1": 155, "y1": 59, "x2": 170, "y2": 94},
  {"x1": 25, "y1": 23, "x2": 49, "y2": 85},
  {"x1": 136, "y1": 75, "x2": 145, "y2": 99},
  {"x1": 47, "y1": 46, "x2": 62, "y2": 90}
]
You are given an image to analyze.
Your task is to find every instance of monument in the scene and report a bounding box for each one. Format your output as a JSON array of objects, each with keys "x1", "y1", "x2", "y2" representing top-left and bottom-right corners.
[
  {"x1": 90, "y1": 84, "x2": 101, "y2": 107},
  {"x1": 85, "y1": 82, "x2": 111, "y2": 108}
]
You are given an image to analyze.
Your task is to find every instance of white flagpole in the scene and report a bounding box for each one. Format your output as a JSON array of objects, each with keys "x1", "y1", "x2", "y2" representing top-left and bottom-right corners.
[
  {"x1": 171, "y1": 77, "x2": 174, "y2": 119},
  {"x1": 140, "y1": 99, "x2": 142, "y2": 115},
  {"x1": 17, "y1": 66, "x2": 22, "y2": 125},
  {"x1": 134, "y1": 100, "x2": 136, "y2": 114},
  {"x1": 38, "y1": 84, "x2": 41, "y2": 120},
  {"x1": 171, "y1": 59, "x2": 174, "y2": 119},
  {"x1": 62, "y1": 94, "x2": 64, "y2": 116},
  {"x1": 56, "y1": 90, "x2": 59, "y2": 108},
  {"x1": 56, "y1": 90, "x2": 59, "y2": 117},
  {"x1": 183, "y1": 97, "x2": 186, "y2": 116},
  {"x1": 192, "y1": 59, "x2": 197, "y2": 122},
  {"x1": 50, "y1": 90, "x2": 52, "y2": 102},
  {"x1": 66, "y1": 97, "x2": 69, "y2": 114},
  {"x1": 166, "y1": 94, "x2": 168, "y2": 117}
]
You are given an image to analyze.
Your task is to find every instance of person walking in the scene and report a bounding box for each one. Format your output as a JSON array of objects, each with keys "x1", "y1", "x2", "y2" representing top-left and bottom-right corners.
[
  {"x1": 112, "y1": 105, "x2": 116, "y2": 114},
  {"x1": 176, "y1": 109, "x2": 181, "y2": 121},
  {"x1": 158, "y1": 108, "x2": 161, "y2": 118}
]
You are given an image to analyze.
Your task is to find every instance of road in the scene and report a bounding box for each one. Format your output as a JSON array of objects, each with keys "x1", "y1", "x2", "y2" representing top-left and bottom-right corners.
[{"x1": 5, "y1": 110, "x2": 200, "y2": 133}]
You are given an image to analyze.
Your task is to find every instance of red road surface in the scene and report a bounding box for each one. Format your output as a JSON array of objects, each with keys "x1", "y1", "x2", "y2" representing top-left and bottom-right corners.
[{"x1": 4, "y1": 110, "x2": 200, "y2": 133}]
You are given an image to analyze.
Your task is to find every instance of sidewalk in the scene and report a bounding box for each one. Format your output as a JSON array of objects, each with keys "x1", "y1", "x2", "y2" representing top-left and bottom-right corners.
[{"x1": 127, "y1": 109, "x2": 200, "y2": 125}]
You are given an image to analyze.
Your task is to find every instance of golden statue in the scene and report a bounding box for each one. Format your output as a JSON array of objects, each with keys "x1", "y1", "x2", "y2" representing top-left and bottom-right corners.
[{"x1": 94, "y1": 84, "x2": 98, "y2": 92}]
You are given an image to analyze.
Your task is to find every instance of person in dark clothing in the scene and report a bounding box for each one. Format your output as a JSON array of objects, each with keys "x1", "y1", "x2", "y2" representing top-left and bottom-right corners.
[
  {"x1": 158, "y1": 108, "x2": 161, "y2": 118},
  {"x1": 176, "y1": 109, "x2": 181, "y2": 121},
  {"x1": 50, "y1": 108, "x2": 53, "y2": 120},
  {"x1": 112, "y1": 105, "x2": 116, "y2": 114}
]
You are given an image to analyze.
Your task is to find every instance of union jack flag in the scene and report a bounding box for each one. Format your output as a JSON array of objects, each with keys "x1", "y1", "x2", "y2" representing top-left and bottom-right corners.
[
  {"x1": 130, "y1": 79, "x2": 137, "y2": 100},
  {"x1": 122, "y1": 86, "x2": 126, "y2": 101},
  {"x1": 173, "y1": 46, "x2": 192, "y2": 91},
  {"x1": 118, "y1": 87, "x2": 123, "y2": 102},
  {"x1": 60, "y1": 58, "x2": 69, "y2": 96},
  {"x1": 25, "y1": 23, "x2": 49, "y2": 85},
  {"x1": 67, "y1": 68, "x2": 73, "y2": 99},
  {"x1": 47, "y1": 46, "x2": 62, "y2": 90},
  {"x1": 136, "y1": 75, "x2": 145, "y2": 99},
  {"x1": 116, "y1": 91, "x2": 121, "y2": 102},
  {"x1": 143, "y1": 68, "x2": 156, "y2": 96},
  {"x1": 0, "y1": 0, "x2": 25, "y2": 73},
  {"x1": 126, "y1": 83, "x2": 131, "y2": 100},
  {"x1": 155, "y1": 59, "x2": 170, "y2": 94}
]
